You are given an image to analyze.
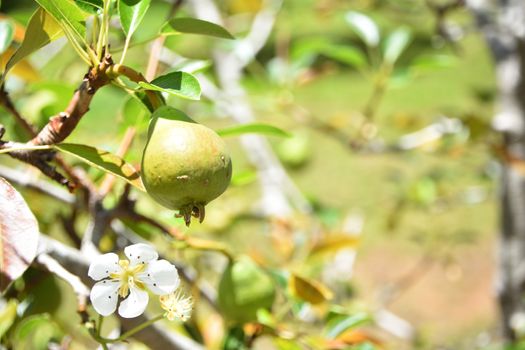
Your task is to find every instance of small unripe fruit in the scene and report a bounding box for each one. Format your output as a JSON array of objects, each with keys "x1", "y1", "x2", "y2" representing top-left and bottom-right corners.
[
  {"x1": 218, "y1": 257, "x2": 276, "y2": 324},
  {"x1": 141, "y1": 110, "x2": 232, "y2": 225}
]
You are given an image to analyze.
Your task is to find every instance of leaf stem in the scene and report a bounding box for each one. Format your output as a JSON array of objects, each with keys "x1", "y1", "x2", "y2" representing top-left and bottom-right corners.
[
  {"x1": 94, "y1": 314, "x2": 165, "y2": 344},
  {"x1": 97, "y1": 0, "x2": 112, "y2": 61},
  {"x1": 117, "y1": 314, "x2": 164, "y2": 341},
  {"x1": 109, "y1": 64, "x2": 163, "y2": 109}
]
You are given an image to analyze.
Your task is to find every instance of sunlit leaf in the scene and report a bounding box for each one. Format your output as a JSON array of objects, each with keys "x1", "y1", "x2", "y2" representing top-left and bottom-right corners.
[
  {"x1": 55, "y1": 143, "x2": 145, "y2": 191},
  {"x1": 0, "y1": 20, "x2": 14, "y2": 55},
  {"x1": 217, "y1": 123, "x2": 291, "y2": 138},
  {"x1": 289, "y1": 274, "x2": 334, "y2": 305},
  {"x1": 119, "y1": 0, "x2": 151, "y2": 37},
  {"x1": 34, "y1": 0, "x2": 90, "y2": 62},
  {"x1": 256, "y1": 308, "x2": 277, "y2": 328},
  {"x1": 344, "y1": 12, "x2": 379, "y2": 47},
  {"x1": 0, "y1": 300, "x2": 18, "y2": 337},
  {"x1": 0, "y1": 48, "x2": 40, "y2": 81},
  {"x1": 325, "y1": 312, "x2": 371, "y2": 339},
  {"x1": 4, "y1": 8, "x2": 63, "y2": 75},
  {"x1": 74, "y1": 0, "x2": 103, "y2": 13},
  {"x1": 161, "y1": 17, "x2": 234, "y2": 39},
  {"x1": 139, "y1": 71, "x2": 201, "y2": 100},
  {"x1": 383, "y1": 27, "x2": 411, "y2": 65},
  {"x1": 0, "y1": 178, "x2": 39, "y2": 292},
  {"x1": 309, "y1": 234, "x2": 360, "y2": 257}
]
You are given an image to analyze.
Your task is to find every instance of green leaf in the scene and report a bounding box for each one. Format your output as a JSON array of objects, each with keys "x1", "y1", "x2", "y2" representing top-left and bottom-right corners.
[
  {"x1": 0, "y1": 300, "x2": 18, "y2": 338},
  {"x1": 344, "y1": 12, "x2": 379, "y2": 47},
  {"x1": 0, "y1": 20, "x2": 14, "y2": 55},
  {"x1": 150, "y1": 105, "x2": 194, "y2": 123},
  {"x1": 12, "y1": 314, "x2": 62, "y2": 350},
  {"x1": 4, "y1": 8, "x2": 63, "y2": 75},
  {"x1": 325, "y1": 312, "x2": 371, "y2": 339},
  {"x1": 138, "y1": 71, "x2": 201, "y2": 100},
  {"x1": 231, "y1": 170, "x2": 257, "y2": 186},
  {"x1": 119, "y1": 95, "x2": 150, "y2": 135},
  {"x1": 55, "y1": 143, "x2": 145, "y2": 191},
  {"x1": 74, "y1": 0, "x2": 103, "y2": 14},
  {"x1": 291, "y1": 38, "x2": 367, "y2": 69},
  {"x1": 409, "y1": 54, "x2": 457, "y2": 72},
  {"x1": 33, "y1": 0, "x2": 90, "y2": 62},
  {"x1": 161, "y1": 17, "x2": 234, "y2": 39},
  {"x1": 118, "y1": 0, "x2": 151, "y2": 36},
  {"x1": 217, "y1": 123, "x2": 291, "y2": 138},
  {"x1": 320, "y1": 44, "x2": 367, "y2": 68},
  {"x1": 383, "y1": 27, "x2": 411, "y2": 65}
]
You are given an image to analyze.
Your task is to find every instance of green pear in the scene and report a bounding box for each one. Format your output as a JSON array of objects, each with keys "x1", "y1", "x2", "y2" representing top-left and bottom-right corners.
[
  {"x1": 141, "y1": 110, "x2": 232, "y2": 225},
  {"x1": 218, "y1": 257, "x2": 276, "y2": 324}
]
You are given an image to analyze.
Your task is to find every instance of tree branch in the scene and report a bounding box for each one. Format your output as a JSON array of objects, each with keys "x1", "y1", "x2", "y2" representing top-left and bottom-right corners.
[{"x1": 38, "y1": 235, "x2": 205, "y2": 350}]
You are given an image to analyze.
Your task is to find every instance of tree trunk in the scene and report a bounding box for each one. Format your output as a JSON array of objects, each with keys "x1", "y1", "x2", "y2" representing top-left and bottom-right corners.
[{"x1": 468, "y1": 0, "x2": 525, "y2": 342}]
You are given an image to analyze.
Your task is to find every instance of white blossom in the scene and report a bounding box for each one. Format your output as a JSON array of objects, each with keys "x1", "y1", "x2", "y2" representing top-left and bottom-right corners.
[
  {"x1": 159, "y1": 290, "x2": 193, "y2": 322},
  {"x1": 88, "y1": 243, "x2": 179, "y2": 318}
]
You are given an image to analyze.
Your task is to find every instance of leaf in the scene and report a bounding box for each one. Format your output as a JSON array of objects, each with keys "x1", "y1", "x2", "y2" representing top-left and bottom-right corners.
[
  {"x1": 55, "y1": 143, "x2": 145, "y2": 191},
  {"x1": 409, "y1": 54, "x2": 457, "y2": 72},
  {"x1": 289, "y1": 274, "x2": 333, "y2": 305},
  {"x1": 0, "y1": 20, "x2": 14, "y2": 55},
  {"x1": 217, "y1": 123, "x2": 291, "y2": 138},
  {"x1": 344, "y1": 12, "x2": 379, "y2": 47},
  {"x1": 138, "y1": 71, "x2": 201, "y2": 100},
  {"x1": 291, "y1": 38, "x2": 367, "y2": 69},
  {"x1": 0, "y1": 178, "x2": 40, "y2": 292},
  {"x1": 119, "y1": 0, "x2": 151, "y2": 36},
  {"x1": 0, "y1": 300, "x2": 18, "y2": 337},
  {"x1": 34, "y1": 0, "x2": 87, "y2": 39},
  {"x1": 161, "y1": 17, "x2": 234, "y2": 39},
  {"x1": 231, "y1": 170, "x2": 257, "y2": 186},
  {"x1": 119, "y1": 95, "x2": 151, "y2": 135},
  {"x1": 150, "y1": 105, "x2": 194, "y2": 124},
  {"x1": 33, "y1": 0, "x2": 90, "y2": 62},
  {"x1": 12, "y1": 314, "x2": 62, "y2": 350},
  {"x1": 383, "y1": 27, "x2": 411, "y2": 65},
  {"x1": 325, "y1": 312, "x2": 370, "y2": 339},
  {"x1": 74, "y1": 0, "x2": 103, "y2": 14},
  {"x1": 4, "y1": 8, "x2": 63, "y2": 75},
  {"x1": 309, "y1": 234, "x2": 360, "y2": 257},
  {"x1": 0, "y1": 48, "x2": 40, "y2": 81},
  {"x1": 320, "y1": 44, "x2": 367, "y2": 68}
]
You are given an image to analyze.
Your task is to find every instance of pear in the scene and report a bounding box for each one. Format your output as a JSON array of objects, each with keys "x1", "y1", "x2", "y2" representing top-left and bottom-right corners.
[
  {"x1": 218, "y1": 257, "x2": 276, "y2": 324},
  {"x1": 141, "y1": 111, "x2": 232, "y2": 225}
]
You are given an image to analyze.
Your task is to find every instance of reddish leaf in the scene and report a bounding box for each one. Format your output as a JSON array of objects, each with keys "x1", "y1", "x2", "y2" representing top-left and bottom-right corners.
[{"x1": 0, "y1": 178, "x2": 39, "y2": 291}]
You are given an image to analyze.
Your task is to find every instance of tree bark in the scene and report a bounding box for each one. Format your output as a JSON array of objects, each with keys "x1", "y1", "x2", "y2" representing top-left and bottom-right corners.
[{"x1": 468, "y1": 0, "x2": 525, "y2": 342}]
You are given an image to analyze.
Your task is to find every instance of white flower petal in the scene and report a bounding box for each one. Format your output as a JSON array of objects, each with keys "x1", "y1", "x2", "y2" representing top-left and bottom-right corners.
[
  {"x1": 118, "y1": 286, "x2": 149, "y2": 318},
  {"x1": 90, "y1": 280, "x2": 119, "y2": 316},
  {"x1": 139, "y1": 259, "x2": 180, "y2": 295},
  {"x1": 124, "y1": 243, "x2": 158, "y2": 266},
  {"x1": 88, "y1": 253, "x2": 120, "y2": 281}
]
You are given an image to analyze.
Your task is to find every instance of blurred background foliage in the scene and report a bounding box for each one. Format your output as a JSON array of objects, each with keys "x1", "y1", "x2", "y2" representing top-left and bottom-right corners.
[{"x1": 0, "y1": 0, "x2": 503, "y2": 349}]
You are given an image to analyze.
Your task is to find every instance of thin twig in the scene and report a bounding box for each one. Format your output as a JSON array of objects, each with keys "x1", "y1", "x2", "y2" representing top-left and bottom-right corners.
[
  {"x1": 36, "y1": 253, "x2": 90, "y2": 321},
  {"x1": 145, "y1": 0, "x2": 185, "y2": 80},
  {"x1": 99, "y1": 127, "x2": 137, "y2": 197}
]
